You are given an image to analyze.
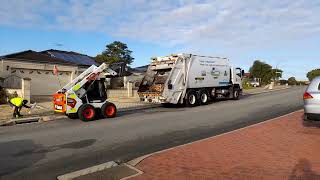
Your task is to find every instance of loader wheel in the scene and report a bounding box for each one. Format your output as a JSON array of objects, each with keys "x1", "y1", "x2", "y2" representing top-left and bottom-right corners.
[
  {"x1": 199, "y1": 89, "x2": 209, "y2": 105},
  {"x1": 185, "y1": 90, "x2": 198, "y2": 107},
  {"x1": 78, "y1": 104, "x2": 96, "y2": 121},
  {"x1": 102, "y1": 102, "x2": 117, "y2": 118}
]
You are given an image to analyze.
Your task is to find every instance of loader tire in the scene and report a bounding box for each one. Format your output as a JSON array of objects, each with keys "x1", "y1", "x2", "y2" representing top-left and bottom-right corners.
[
  {"x1": 185, "y1": 90, "x2": 199, "y2": 107},
  {"x1": 78, "y1": 104, "x2": 96, "y2": 121},
  {"x1": 102, "y1": 102, "x2": 117, "y2": 118}
]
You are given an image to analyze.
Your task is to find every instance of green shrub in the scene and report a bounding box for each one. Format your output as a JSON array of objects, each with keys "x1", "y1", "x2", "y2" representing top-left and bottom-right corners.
[{"x1": 242, "y1": 78, "x2": 253, "y2": 90}]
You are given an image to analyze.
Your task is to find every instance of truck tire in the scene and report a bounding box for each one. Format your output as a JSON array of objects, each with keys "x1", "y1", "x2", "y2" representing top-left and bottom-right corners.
[
  {"x1": 232, "y1": 89, "x2": 240, "y2": 100},
  {"x1": 101, "y1": 102, "x2": 117, "y2": 118},
  {"x1": 78, "y1": 104, "x2": 96, "y2": 121},
  {"x1": 199, "y1": 89, "x2": 209, "y2": 105},
  {"x1": 185, "y1": 90, "x2": 198, "y2": 107}
]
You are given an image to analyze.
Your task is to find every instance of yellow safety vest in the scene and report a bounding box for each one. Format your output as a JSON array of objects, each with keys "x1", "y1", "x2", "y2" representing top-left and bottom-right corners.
[{"x1": 10, "y1": 97, "x2": 23, "y2": 107}]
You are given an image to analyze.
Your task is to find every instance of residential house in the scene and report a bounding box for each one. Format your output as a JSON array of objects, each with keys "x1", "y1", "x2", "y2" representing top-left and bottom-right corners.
[{"x1": 0, "y1": 50, "x2": 97, "y2": 98}]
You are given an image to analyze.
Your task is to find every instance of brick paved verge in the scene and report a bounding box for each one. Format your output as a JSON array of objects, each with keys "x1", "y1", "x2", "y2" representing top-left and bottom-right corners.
[{"x1": 132, "y1": 110, "x2": 320, "y2": 180}]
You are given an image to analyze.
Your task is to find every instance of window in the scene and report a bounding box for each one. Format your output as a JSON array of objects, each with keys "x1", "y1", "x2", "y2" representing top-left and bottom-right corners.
[{"x1": 236, "y1": 68, "x2": 242, "y2": 77}]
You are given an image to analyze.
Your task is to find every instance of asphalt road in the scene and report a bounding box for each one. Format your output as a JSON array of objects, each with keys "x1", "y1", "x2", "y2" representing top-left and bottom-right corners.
[{"x1": 0, "y1": 87, "x2": 304, "y2": 180}]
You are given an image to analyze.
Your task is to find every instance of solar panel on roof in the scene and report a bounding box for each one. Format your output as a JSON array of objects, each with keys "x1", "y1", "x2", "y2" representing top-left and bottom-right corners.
[{"x1": 50, "y1": 52, "x2": 97, "y2": 66}]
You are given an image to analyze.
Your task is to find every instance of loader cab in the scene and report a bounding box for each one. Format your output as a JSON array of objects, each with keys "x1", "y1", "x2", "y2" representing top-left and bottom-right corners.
[{"x1": 79, "y1": 78, "x2": 108, "y2": 103}]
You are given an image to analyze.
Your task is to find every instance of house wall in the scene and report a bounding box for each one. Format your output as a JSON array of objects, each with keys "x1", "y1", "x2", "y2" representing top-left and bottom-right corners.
[{"x1": 0, "y1": 59, "x2": 86, "y2": 96}]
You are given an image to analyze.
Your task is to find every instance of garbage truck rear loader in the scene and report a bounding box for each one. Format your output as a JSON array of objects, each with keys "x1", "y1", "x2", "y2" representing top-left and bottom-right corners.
[{"x1": 138, "y1": 54, "x2": 244, "y2": 106}]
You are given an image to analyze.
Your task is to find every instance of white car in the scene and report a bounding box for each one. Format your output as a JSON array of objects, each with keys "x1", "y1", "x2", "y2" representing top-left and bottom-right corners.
[
  {"x1": 304, "y1": 76, "x2": 320, "y2": 120},
  {"x1": 249, "y1": 81, "x2": 260, "y2": 87}
]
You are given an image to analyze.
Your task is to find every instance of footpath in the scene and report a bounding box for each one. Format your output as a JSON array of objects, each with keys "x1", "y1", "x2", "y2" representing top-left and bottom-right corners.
[{"x1": 129, "y1": 110, "x2": 320, "y2": 180}]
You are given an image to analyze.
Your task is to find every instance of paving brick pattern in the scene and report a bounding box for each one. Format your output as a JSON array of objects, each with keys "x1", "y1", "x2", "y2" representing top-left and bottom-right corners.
[{"x1": 134, "y1": 111, "x2": 320, "y2": 180}]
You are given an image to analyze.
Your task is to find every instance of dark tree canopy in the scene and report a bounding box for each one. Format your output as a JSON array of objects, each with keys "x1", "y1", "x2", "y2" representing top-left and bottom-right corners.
[
  {"x1": 95, "y1": 41, "x2": 134, "y2": 65},
  {"x1": 288, "y1": 77, "x2": 297, "y2": 85},
  {"x1": 307, "y1": 69, "x2": 320, "y2": 81},
  {"x1": 249, "y1": 60, "x2": 282, "y2": 85}
]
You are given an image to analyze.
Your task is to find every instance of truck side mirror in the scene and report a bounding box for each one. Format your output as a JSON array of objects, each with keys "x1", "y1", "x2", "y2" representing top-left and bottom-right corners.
[{"x1": 241, "y1": 70, "x2": 245, "y2": 77}]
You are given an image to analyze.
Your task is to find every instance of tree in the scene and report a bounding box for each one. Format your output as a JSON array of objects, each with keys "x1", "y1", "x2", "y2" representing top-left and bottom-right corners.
[
  {"x1": 306, "y1": 69, "x2": 320, "y2": 81},
  {"x1": 249, "y1": 60, "x2": 283, "y2": 85},
  {"x1": 249, "y1": 60, "x2": 272, "y2": 85},
  {"x1": 95, "y1": 41, "x2": 134, "y2": 65},
  {"x1": 288, "y1": 77, "x2": 297, "y2": 85},
  {"x1": 271, "y1": 68, "x2": 283, "y2": 79}
]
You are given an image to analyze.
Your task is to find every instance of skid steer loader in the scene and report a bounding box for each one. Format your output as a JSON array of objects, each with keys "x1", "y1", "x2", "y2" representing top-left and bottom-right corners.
[{"x1": 53, "y1": 62, "x2": 125, "y2": 121}]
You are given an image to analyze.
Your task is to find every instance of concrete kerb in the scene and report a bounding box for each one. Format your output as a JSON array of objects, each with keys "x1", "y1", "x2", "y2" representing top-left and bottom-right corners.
[
  {"x1": 0, "y1": 114, "x2": 66, "y2": 126},
  {"x1": 118, "y1": 104, "x2": 160, "y2": 112},
  {"x1": 243, "y1": 86, "x2": 291, "y2": 96},
  {"x1": 57, "y1": 161, "x2": 118, "y2": 180},
  {"x1": 120, "y1": 163, "x2": 144, "y2": 180},
  {"x1": 0, "y1": 116, "x2": 41, "y2": 126}
]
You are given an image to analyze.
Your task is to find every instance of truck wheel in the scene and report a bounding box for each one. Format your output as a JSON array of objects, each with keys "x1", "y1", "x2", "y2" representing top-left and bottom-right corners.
[
  {"x1": 102, "y1": 102, "x2": 117, "y2": 118},
  {"x1": 232, "y1": 89, "x2": 240, "y2": 100},
  {"x1": 78, "y1": 104, "x2": 96, "y2": 121},
  {"x1": 199, "y1": 89, "x2": 209, "y2": 105},
  {"x1": 185, "y1": 90, "x2": 198, "y2": 107}
]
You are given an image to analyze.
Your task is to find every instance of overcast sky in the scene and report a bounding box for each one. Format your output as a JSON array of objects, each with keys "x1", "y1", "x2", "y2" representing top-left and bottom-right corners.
[{"x1": 1, "y1": 0, "x2": 319, "y2": 80}]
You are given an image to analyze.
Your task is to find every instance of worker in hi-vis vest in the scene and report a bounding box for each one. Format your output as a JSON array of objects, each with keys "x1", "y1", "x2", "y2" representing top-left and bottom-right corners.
[{"x1": 8, "y1": 97, "x2": 31, "y2": 118}]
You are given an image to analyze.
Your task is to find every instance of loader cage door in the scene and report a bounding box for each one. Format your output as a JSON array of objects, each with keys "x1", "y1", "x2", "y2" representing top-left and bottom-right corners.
[{"x1": 82, "y1": 79, "x2": 107, "y2": 103}]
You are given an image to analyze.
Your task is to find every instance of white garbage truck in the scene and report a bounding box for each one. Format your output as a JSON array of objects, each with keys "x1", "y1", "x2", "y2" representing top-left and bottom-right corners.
[{"x1": 138, "y1": 54, "x2": 244, "y2": 106}]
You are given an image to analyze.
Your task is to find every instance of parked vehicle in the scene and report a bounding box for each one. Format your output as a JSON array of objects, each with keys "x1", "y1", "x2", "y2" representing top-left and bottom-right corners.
[
  {"x1": 249, "y1": 80, "x2": 260, "y2": 87},
  {"x1": 138, "y1": 54, "x2": 244, "y2": 106},
  {"x1": 304, "y1": 76, "x2": 320, "y2": 120},
  {"x1": 53, "y1": 63, "x2": 125, "y2": 121}
]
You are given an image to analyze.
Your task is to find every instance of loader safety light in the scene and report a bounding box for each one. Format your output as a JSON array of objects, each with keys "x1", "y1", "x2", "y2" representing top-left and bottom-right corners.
[
  {"x1": 67, "y1": 98, "x2": 77, "y2": 108},
  {"x1": 303, "y1": 92, "x2": 313, "y2": 100}
]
